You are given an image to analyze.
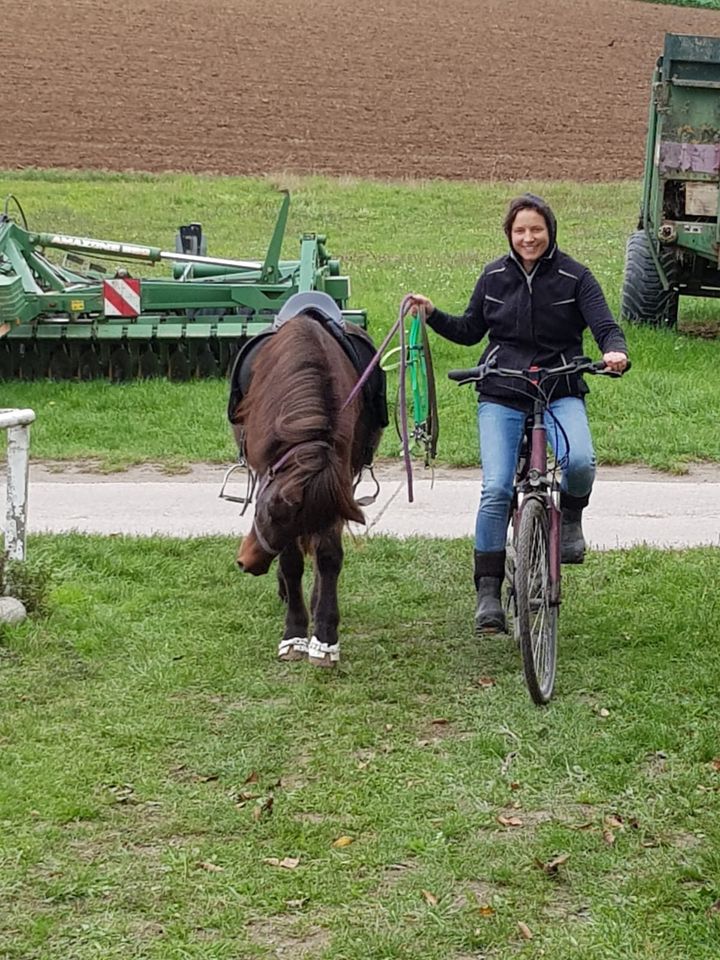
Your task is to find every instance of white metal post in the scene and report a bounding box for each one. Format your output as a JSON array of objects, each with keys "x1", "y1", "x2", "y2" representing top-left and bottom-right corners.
[{"x1": 1, "y1": 408, "x2": 35, "y2": 564}]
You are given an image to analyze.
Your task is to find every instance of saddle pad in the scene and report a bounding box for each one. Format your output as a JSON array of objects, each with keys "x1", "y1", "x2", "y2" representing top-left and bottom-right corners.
[{"x1": 226, "y1": 322, "x2": 388, "y2": 433}]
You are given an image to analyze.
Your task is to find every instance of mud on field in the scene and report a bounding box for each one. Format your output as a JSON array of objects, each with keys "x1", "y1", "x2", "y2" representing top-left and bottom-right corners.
[{"x1": 4, "y1": 0, "x2": 720, "y2": 181}]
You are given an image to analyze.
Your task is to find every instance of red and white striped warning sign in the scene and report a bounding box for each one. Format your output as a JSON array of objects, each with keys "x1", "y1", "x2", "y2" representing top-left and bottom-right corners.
[{"x1": 102, "y1": 278, "x2": 141, "y2": 318}]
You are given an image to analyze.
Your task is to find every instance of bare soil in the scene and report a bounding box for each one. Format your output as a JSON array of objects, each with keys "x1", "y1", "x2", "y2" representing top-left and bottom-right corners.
[{"x1": 5, "y1": 0, "x2": 720, "y2": 181}]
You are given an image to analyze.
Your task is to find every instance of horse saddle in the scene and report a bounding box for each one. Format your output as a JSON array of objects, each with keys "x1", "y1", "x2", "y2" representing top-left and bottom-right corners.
[{"x1": 226, "y1": 292, "x2": 389, "y2": 452}]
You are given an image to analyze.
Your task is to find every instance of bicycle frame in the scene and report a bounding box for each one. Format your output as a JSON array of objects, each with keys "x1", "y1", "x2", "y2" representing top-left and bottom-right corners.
[{"x1": 512, "y1": 395, "x2": 563, "y2": 606}]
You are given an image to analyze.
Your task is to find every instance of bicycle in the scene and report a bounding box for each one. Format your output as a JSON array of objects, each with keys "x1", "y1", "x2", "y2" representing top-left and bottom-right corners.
[{"x1": 448, "y1": 356, "x2": 629, "y2": 705}]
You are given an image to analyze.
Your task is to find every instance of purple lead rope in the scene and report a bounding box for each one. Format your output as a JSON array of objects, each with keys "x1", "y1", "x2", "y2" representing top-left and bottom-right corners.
[
  {"x1": 342, "y1": 294, "x2": 417, "y2": 503},
  {"x1": 397, "y1": 294, "x2": 414, "y2": 502}
]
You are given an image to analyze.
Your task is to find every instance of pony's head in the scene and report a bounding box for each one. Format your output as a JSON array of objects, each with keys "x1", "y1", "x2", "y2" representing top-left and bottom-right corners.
[
  {"x1": 236, "y1": 489, "x2": 299, "y2": 575},
  {"x1": 237, "y1": 440, "x2": 365, "y2": 574}
]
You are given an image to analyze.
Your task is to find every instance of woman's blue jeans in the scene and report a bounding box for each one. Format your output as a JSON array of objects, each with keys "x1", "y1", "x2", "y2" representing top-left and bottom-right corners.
[{"x1": 475, "y1": 398, "x2": 596, "y2": 552}]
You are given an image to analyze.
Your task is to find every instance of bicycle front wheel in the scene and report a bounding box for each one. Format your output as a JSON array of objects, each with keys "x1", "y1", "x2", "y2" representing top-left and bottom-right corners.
[{"x1": 515, "y1": 496, "x2": 558, "y2": 705}]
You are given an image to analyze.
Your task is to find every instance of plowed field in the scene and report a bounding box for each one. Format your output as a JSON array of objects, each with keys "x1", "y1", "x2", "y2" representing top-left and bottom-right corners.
[{"x1": 4, "y1": 0, "x2": 720, "y2": 180}]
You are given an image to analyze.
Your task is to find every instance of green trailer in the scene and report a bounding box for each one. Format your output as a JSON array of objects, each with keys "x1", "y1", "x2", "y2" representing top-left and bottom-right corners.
[
  {"x1": 621, "y1": 32, "x2": 720, "y2": 327},
  {"x1": 0, "y1": 193, "x2": 366, "y2": 380}
]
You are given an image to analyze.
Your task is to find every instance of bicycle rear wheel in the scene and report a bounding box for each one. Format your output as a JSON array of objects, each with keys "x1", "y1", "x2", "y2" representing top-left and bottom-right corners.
[{"x1": 515, "y1": 496, "x2": 558, "y2": 705}]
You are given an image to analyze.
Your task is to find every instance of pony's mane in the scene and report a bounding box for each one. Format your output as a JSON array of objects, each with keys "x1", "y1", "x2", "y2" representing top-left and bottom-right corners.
[
  {"x1": 242, "y1": 316, "x2": 342, "y2": 457},
  {"x1": 240, "y1": 315, "x2": 362, "y2": 525}
]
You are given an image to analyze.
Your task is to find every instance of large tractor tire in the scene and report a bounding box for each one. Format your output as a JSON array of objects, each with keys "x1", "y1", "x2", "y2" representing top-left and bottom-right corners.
[{"x1": 620, "y1": 231, "x2": 679, "y2": 327}]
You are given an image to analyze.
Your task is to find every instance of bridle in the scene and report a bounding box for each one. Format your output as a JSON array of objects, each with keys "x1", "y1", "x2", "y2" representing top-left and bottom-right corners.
[{"x1": 249, "y1": 439, "x2": 331, "y2": 557}]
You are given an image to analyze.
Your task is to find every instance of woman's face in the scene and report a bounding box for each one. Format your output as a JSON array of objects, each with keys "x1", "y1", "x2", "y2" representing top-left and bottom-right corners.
[{"x1": 510, "y1": 208, "x2": 550, "y2": 267}]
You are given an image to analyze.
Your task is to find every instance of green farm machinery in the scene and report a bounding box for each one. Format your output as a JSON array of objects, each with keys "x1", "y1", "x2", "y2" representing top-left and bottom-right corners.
[
  {"x1": 0, "y1": 193, "x2": 365, "y2": 380},
  {"x1": 622, "y1": 33, "x2": 720, "y2": 327}
]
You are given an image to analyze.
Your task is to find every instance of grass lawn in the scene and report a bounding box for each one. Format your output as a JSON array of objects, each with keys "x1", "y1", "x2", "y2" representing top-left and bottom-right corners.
[
  {"x1": 2, "y1": 171, "x2": 720, "y2": 472},
  {"x1": 2, "y1": 535, "x2": 720, "y2": 958}
]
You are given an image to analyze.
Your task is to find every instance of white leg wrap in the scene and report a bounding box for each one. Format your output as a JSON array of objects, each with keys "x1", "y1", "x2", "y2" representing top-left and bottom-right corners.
[
  {"x1": 308, "y1": 636, "x2": 340, "y2": 663},
  {"x1": 278, "y1": 636, "x2": 309, "y2": 660}
]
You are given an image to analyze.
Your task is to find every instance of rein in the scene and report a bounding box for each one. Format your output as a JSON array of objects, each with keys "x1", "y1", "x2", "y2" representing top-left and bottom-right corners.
[
  {"x1": 250, "y1": 440, "x2": 332, "y2": 557},
  {"x1": 341, "y1": 294, "x2": 418, "y2": 501},
  {"x1": 267, "y1": 439, "x2": 330, "y2": 481},
  {"x1": 251, "y1": 516, "x2": 281, "y2": 557}
]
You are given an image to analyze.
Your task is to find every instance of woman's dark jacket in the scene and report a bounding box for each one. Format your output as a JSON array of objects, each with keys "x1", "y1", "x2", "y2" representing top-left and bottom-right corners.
[{"x1": 427, "y1": 237, "x2": 628, "y2": 411}]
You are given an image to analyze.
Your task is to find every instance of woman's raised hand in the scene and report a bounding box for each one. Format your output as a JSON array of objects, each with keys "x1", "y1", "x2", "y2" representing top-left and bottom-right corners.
[{"x1": 406, "y1": 293, "x2": 435, "y2": 317}]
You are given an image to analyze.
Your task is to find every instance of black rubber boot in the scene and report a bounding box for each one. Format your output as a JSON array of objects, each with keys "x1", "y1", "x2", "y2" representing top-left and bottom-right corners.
[
  {"x1": 473, "y1": 550, "x2": 506, "y2": 634},
  {"x1": 560, "y1": 505, "x2": 586, "y2": 564}
]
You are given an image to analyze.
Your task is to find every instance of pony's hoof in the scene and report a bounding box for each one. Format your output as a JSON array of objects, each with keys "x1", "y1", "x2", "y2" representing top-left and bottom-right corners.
[
  {"x1": 278, "y1": 637, "x2": 309, "y2": 661},
  {"x1": 308, "y1": 636, "x2": 340, "y2": 668}
]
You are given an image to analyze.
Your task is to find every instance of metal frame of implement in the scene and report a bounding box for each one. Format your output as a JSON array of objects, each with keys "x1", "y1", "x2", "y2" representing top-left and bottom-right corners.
[{"x1": 0, "y1": 193, "x2": 366, "y2": 379}]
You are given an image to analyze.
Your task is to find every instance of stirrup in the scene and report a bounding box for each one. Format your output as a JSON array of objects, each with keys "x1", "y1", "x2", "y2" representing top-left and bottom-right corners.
[
  {"x1": 218, "y1": 459, "x2": 257, "y2": 514},
  {"x1": 353, "y1": 463, "x2": 380, "y2": 507}
]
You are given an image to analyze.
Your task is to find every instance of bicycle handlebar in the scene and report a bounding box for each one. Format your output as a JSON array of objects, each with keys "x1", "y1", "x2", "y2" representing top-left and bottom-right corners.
[{"x1": 447, "y1": 356, "x2": 631, "y2": 385}]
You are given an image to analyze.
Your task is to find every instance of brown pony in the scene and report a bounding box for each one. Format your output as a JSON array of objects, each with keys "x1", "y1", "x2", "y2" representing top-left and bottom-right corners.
[{"x1": 233, "y1": 312, "x2": 383, "y2": 667}]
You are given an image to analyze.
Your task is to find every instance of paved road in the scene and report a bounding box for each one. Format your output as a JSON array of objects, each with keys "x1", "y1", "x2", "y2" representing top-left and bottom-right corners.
[{"x1": 5, "y1": 461, "x2": 720, "y2": 550}]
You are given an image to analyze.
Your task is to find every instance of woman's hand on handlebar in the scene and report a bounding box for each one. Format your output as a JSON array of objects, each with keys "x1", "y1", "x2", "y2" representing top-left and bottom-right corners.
[
  {"x1": 406, "y1": 293, "x2": 435, "y2": 317},
  {"x1": 602, "y1": 351, "x2": 628, "y2": 373}
]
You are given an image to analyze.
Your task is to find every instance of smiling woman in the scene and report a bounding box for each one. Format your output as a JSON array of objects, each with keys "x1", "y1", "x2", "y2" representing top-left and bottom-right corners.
[{"x1": 406, "y1": 193, "x2": 629, "y2": 636}]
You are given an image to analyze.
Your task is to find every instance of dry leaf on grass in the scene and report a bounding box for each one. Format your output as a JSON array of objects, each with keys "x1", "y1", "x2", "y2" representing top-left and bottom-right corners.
[
  {"x1": 263, "y1": 856, "x2": 300, "y2": 870},
  {"x1": 711, "y1": 758, "x2": 720, "y2": 772},
  {"x1": 421, "y1": 889, "x2": 438, "y2": 907},
  {"x1": 605, "y1": 814, "x2": 624, "y2": 829},
  {"x1": 244, "y1": 770, "x2": 259, "y2": 784},
  {"x1": 707, "y1": 899, "x2": 720, "y2": 915},
  {"x1": 517, "y1": 921, "x2": 533, "y2": 940},
  {"x1": 430, "y1": 717, "x2": 449, "y2": 725},
  {"x1": 602, "y1": 829, "x2": 616, "y2": 845},
  {"x1": 534, "y1": 853, "x2": 570, "y2": 876},
  {"x1": 478, "y1": 904, "x2": 495, "y2": 917},
  {"x1": 497, "y1": 815, "x2": 523, "y2": 827},
  {"x1": 234, "y1": 791, "x2": 260, "y2": 808},
  {"x1": 197, "y1": 861, "x2": 224, "y2": 873},
  {"x1": 476, "y1": 676, "x2": 496, "y2": 688}
]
